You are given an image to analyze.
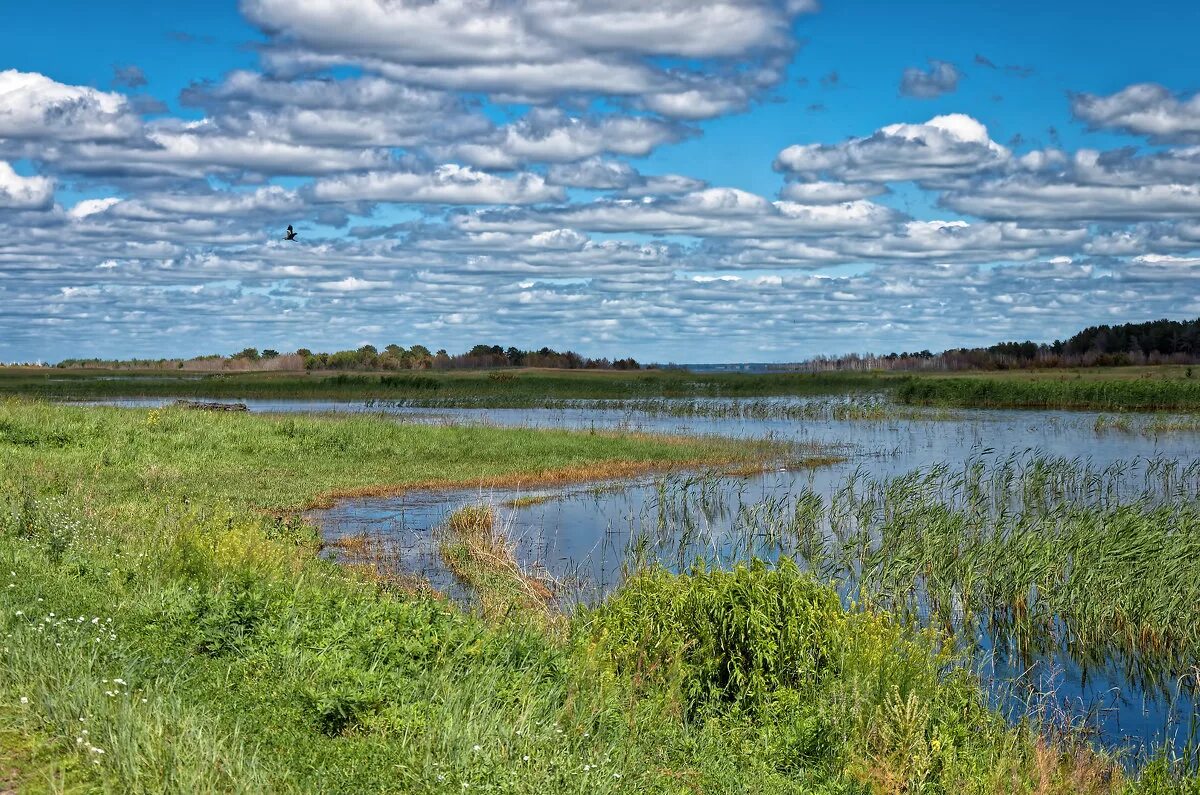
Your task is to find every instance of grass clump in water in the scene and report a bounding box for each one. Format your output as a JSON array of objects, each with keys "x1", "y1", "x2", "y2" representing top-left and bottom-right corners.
[{"x1": 440, "y1": 504, "x2": 555, "y2": 617}]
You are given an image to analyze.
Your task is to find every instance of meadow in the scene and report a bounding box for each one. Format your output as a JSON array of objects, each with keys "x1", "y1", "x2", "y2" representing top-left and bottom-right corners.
[{"x1": 4, "y1": 400, "x2": 1195, "y2": 792}]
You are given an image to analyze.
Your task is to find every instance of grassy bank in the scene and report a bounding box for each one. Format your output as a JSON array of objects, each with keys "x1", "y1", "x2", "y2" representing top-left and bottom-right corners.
[
  {"x1": 896, "y1": 375, "x2": 1200, "y2": 411},
  {"x1": 0, "y1": 367, "x2": 887, "y2": 405},
  {"x1": 0, "y1": 401, "x2": 1194, "y2": 792}
]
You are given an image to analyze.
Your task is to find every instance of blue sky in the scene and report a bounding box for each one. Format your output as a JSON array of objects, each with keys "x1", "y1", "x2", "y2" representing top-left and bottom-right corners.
[{"x1": 2, "y1": 0, "x2": 1199, "y2": 363}]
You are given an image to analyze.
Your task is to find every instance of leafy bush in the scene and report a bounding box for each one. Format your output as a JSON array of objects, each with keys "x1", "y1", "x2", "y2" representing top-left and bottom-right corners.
[{"x1": 582, "y1": 559, "x2": 843, "y2": 715}]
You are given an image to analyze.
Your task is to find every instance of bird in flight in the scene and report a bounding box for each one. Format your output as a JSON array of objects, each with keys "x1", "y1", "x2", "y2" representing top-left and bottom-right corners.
[{"x1": 282, "y1": 225, "x2": 298, "y2": 241}]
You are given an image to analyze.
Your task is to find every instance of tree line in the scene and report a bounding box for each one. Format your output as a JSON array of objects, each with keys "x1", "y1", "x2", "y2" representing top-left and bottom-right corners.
[
  {"x1": 794, "y1": 317, "x2": 1200, "y2": 372},
  {"x1": 55, "y1": 344, "x2": 641, "y2": 372}
]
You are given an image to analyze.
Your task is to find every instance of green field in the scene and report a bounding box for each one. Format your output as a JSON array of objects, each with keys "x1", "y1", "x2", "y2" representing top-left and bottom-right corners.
[{"x1": 4, "y1": 401, "x2": 1192, "y2": 792}]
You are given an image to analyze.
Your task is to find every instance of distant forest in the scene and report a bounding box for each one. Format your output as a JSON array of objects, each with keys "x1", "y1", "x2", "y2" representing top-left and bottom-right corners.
[
  {"x1": 796, "y1": 317, "x2": 1200, "y2": 372},
  {"x1": 55, "y1": 344, "x2": 642, "y2": 372},
  {"x1": 44, "y1": 317, "x2": 1200, "y2": 373}
]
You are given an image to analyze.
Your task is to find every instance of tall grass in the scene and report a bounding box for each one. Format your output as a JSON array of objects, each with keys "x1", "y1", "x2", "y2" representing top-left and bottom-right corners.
[
  {"x1": 898, "y1": 376, "x2": 1200, "y2": 411},
  {"x1": 607, "y1": 453, "x2": 1200, "y2": 697},
  {"x1": 0, "y1": 367, "x2": 887, "y2": 404}
]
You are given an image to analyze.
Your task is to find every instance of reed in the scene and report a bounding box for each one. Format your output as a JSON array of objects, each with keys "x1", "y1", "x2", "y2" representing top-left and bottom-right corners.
[{"x1": 898, "y1": 376, "x2": 1200, "y2": 411}]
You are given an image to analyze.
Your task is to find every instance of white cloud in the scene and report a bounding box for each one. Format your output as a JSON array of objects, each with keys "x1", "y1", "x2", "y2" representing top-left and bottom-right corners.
[
  {"x1": 0, "y1": 161, "x2": 53, "y2": 209},
  {"x1": 69, "y1": 197, "x2": 121, "y2": 218},
  {"x1": 448, "y1": 110, "x2": 685, "y2": 168},
  {"x1": 0, "y1": 70, "x2": 138, "y2": 141},
  {"x1": 311, "y1": 164, "x2": 564, "y2": 205},
  {"x1": 1072, "y1": 83, "x2": 1200, "y2": 143},
  {"x1": 776, "y1": 114, "x2": 1009, "y2": 185}
]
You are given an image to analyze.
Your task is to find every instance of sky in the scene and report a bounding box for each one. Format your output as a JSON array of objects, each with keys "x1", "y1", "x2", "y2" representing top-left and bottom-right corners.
[{"x1": 2, "y1": 1, "x2": 1200, "y2": 364}]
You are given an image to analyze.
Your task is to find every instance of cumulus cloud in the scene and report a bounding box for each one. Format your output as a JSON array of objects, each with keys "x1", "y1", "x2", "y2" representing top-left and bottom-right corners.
[
  {"x1": 779, "y1": 181, "x2": 887, "y2": 203},
  {"x1": 775, "y1": 114, "x2": 1009, "y2": 185},
  {"x1": 0, "y1": 161, "x2": 54, "y2": 209},
  {"x1": 456, "y1": 186, "x2": 898, "y2": 237},
  {"x1": 943, "y1": 179, "x2": 1200, "y2": 222},
  {"x1": 3, "y1": 15, "x2": 1200, "y2": 364},
  {"x1": 899, "y1": 60, "x2": 961, "y2": 98},
  {"x1": 0, "y1": 70, "x2": 139, "y2": 141},
  {"x1": 446, "y1": 110, "x2": 687, "y2": 168},
  {"x1": 181, "y1": 71, "x2": 489, "y2": 147},
  {"x1": 242, "y1": 0, "x2": 814, "y2": 117},
  {"x1": 311, "y1": 164, "x2": 564, "y2": 205},
  {"x1": 1071, "y1": 83, "x2": 1200, "y2": 143}
]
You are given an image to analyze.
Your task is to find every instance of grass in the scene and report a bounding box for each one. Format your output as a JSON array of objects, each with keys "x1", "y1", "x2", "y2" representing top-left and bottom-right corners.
[
  {"x1": 0, "y1": 400, "x2": 1197, "y2": 792},
  {"x1": 1095, "y1": 415, "x2": 1200, "y2": 435},
  {"x1": 567, "y1": 396, "x2": 962, "y2": 423},
  {"x1": 0, "y1": 400, "x2": 773, "y2": 513},
  {"x1": 896, "y1": 375, "x2": 1200, "y2": 411},
  {"x1": 7, "y1": 362, "x2": 1198, "y2": 413},
  {"x1": 438, "y1": 505, "x2": 555, "y2": 618},
  {"x1": 615, "y1": 453, "x2": 1200, "y2": 699},
  {"x1": 0, "y1": 366, "x2": 887, "y2": 404}
]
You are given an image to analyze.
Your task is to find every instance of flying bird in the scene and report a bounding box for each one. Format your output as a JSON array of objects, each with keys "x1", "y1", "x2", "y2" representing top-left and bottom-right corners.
[{"x1": 282, "y1": 225, "x2": 298, "y2": 241}]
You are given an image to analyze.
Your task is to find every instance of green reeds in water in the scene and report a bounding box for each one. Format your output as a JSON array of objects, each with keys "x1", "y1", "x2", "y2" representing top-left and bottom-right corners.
[
  {"x1": 613, "y1": 453, "x2": 1200, "y2": 694},
  {"x1": 898, "y1": 376, "x2": 1200, "y2": 411}
]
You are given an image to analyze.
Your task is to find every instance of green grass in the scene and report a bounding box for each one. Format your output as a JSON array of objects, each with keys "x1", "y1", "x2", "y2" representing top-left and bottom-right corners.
[
  {"x1": 896, "y1": 375, "x2": 1200, "y2": 411},
  {"x1": 0, "y1": 366, "x2": 887, "y2": 405},
  {"x1": 0, "y1": 400, "x2": 1196, "y2": 792},
  {"x1": 622, "y1": 454, "x2": 1200, "y2": 695},
  {"x1": 0, "y1": 400, "x2": 771, "y2": 512}
]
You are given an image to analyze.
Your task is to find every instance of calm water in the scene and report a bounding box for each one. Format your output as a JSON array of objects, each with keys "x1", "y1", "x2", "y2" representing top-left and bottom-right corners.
[{"x1": 88, "y1": 395, "x2": 1200, "y2": 757}]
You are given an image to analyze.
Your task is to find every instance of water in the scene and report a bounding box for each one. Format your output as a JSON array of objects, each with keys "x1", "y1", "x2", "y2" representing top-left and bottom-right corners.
[{"x1": 87, "y1": 394, "x2": 1200, "y2": 758}]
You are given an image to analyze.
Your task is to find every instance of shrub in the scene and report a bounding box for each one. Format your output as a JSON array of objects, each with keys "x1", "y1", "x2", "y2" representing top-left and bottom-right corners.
[{"x1": 582, "y1": 559, "x2": 843, "y2": 715}]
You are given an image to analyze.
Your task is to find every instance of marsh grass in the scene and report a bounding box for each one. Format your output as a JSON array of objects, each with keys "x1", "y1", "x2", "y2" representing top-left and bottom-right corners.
[
  {"x1": 602, "y1": 453, "x2": 1200, "y2": 706},
  {"x1": 1096, "y1": 415, "x2": 1200, "y2": 436},
  {"x1": 0, "y1": 367, "x2": 886, "y2": 404},
  {"x1": 898, "y1": 376, "x2": 1200, "y2": 411},
  {"x1": 439, "y1": 504, "x2": 557, "y2": 618},
  {"x1": 503, "y1": 494, "x2": 559, "y2": 509}
]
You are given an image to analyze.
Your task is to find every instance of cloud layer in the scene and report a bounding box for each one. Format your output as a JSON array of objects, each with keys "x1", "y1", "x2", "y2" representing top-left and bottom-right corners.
[{"x1": 1, "y1": 2, "x2": 1199, "y2": 362}]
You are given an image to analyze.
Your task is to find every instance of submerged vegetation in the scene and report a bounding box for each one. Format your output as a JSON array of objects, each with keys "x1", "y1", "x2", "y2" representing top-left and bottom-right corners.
[
  {"x1": 1094, "y1": 415, "x2": 1200, "y2": 436},
  {"x1": 3, "y1": 400, "x2": 1196, "y2": 790}
]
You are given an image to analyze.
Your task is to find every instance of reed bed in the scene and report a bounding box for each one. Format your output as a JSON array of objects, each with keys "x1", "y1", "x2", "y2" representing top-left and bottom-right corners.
[
  {"x1": 610, "y1": 454, "x2": 1200, "y2": 693},
  {"x1": 1095, "y1": 415, "x2": 1200, "y2": 436},
  {"x1": 898, "y1": 377, "x2": 1200, "y2": 411}
]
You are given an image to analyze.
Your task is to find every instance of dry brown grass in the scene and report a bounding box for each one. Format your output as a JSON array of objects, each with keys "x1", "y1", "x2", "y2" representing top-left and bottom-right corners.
[{"x1": 439, "y1": 504, "x2": 557, "y2": 615}]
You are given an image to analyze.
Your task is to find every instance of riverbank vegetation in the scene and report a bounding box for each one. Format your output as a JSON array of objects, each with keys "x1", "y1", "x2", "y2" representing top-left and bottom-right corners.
[
  {"x1": 0, "y1": 367, "x2": 888, "y2": 403},
  {"x1": 897, "y1": 374, "x2": 1200, "y2": 411},
  {"x1": 3, "y1": 401, "x2": 1194, "y2": 791}
]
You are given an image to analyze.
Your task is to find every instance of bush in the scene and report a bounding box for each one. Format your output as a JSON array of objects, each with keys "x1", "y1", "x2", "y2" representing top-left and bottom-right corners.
[{"x1": 582, "y1": 559, "x2": 843, "y2": 715}]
